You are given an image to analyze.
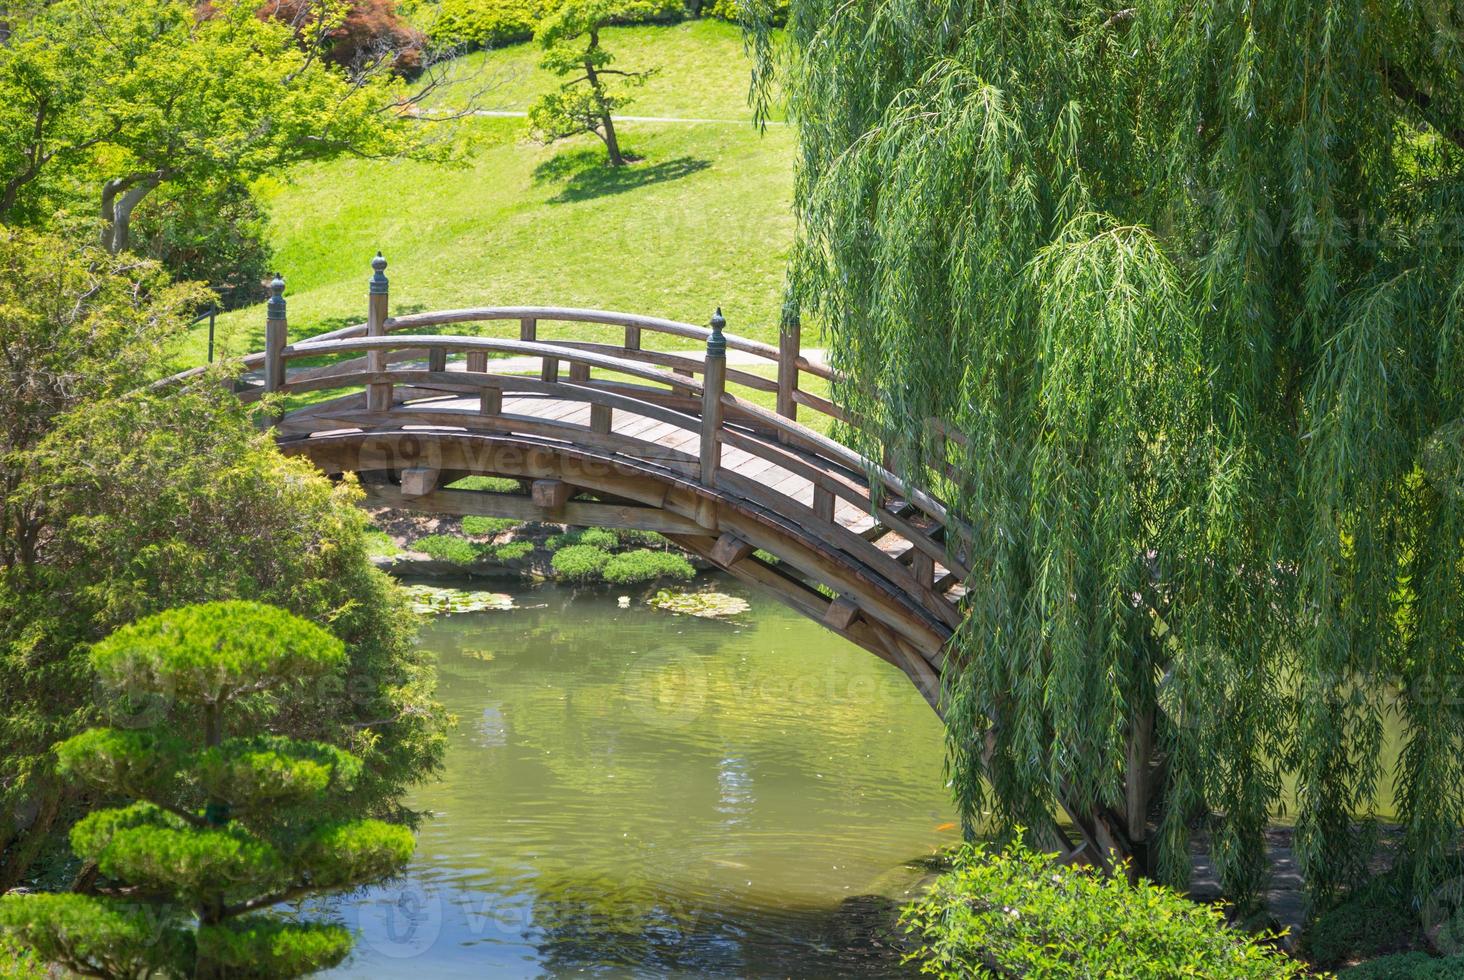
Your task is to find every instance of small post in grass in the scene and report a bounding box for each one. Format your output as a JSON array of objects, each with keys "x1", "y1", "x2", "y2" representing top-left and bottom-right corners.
[
  {"x1": 366, "y1": 252, "x2": 392, "y2": 412},
  {"x1": 700, "y1": 307, "x2": 727, "y2": 487}
]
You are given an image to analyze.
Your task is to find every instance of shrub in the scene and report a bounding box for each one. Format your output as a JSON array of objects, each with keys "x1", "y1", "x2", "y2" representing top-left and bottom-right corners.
[
  {"x1": 362, "y1": 529, "x2": 400, "y2": 558},
  {"x1": 1341, "y1": 953, "x2": 1464, "y2": 979},
  {"x1": 701, "y1": 0, "x2": 786, "y2": 22},
  {"x1": 550, "y1": 544, "x2": 611, "y2": 582},
  {"x1": 0, "y1": 938, "x2": 45, "y2": 980},
  {"x1": 446, "y1": 475, "x2": 524, "y2": 493},
  {"x1": 488, "y1": 540, "x2": 534, "y2": 562},
  {"x1": 602, "y1": 549, "x2": 694, "y2": 585},
  {"x1": 132, "y1": 181, "x2": 271, "y2": 311},
  {"x1": 616, "y1": 528, "x2": 669, "y2": 548},
  {"x1": 461, "y1": 515, "x2": 517, "y2": 536},
  {"x1": 414, "y1": 534, "x2": 483, "y2": 565},
  {"x1": 900, "y1": 838, "x2": 1308, "y2": 980},
  {"x1": 1302, "y1": 870, "x2": 1420, "y2": 967},
  {"x1": 425, "y1": 0, "x2": 681, "y2": 48},
  {"x1": 547, "y1": 528, "x2": 618, "y2": 551}
]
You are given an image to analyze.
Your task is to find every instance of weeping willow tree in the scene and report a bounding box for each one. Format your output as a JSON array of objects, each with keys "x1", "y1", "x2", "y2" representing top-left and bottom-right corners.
[{"x1": 744, "y1": 0, "x2": 1464, "y2": 909}]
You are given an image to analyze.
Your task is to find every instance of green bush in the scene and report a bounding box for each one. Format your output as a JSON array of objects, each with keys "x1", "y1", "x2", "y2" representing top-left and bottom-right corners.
[
  {"x1": 362, "y1": 529, "x2": 400, "y2": 558},
  {"x1": 446, "y1": 475, "x2": 523, "y2": 493},
  {"x1": 0, "y1": 937, "x2": 46, "y2": 980},
  {"x1": 900, "y1": 839, "x2": 1308, "y2": 979},
  {"x1": 602, "y1": 549, "x2": 695, "y2": 585},
  {"x1": 461, "y1": 515, "x2": 517, "y2": 536},
  {"x1": 701, "y1": 0, "x2": 786, "y2": 23},
  {"x1": 615, "y1": 528, "x2": 669, "y2": 548},
  {"x1": 414, "y1": 534, "x2": 483, "y2": 565},
  {"x1": 1303, "y1": 871, "x2": 1419, "y2": 967},
  {"x1": 425, "y1": 0, "x2": 681, "y2": 48},
  {"x1": 1341, "y1": 953, "x2": 1464, "y2": 979},
  {"x1": 550, "y1": 544, "x2": 612, "y2": 581},
  {"x1": 488, "y1": 540, "x2": 534, "y2": 562},
  {"x1": 547, "y1": 528, "x2": 619, "y2": 551}
]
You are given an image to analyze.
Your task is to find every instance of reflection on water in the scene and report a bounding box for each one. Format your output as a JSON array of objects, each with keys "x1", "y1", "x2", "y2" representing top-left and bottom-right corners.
[{"x1": 322, "y1": 581, "x2": 954, "y2": 978}]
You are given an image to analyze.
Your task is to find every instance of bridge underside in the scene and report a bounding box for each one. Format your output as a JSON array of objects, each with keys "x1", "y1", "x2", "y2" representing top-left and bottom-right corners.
[{"x1": 283, "y1": 430, "x2": 948, "y2": 711}]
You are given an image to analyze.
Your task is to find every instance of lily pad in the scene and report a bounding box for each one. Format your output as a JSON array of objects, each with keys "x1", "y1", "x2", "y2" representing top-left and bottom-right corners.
[
  {"x1": 646, "y1": 589, "x2": 751, "y2": 620},
  {"x1": 404, "y1": 584, "x2": 515, "y2": 616}
]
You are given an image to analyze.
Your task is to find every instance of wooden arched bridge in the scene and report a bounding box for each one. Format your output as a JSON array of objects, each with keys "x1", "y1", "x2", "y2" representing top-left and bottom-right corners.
[
  {"x1": 163, "y1": 254, "x2": 1176, "y2": 873},
  {"x1": 169, "y1": 254, "x2": 972, "y2": 711}
]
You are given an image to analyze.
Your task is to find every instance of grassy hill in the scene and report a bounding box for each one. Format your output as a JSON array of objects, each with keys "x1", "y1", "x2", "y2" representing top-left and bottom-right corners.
[{"x1": 174, "y1": 19, "x2": 795, "y2": 367}]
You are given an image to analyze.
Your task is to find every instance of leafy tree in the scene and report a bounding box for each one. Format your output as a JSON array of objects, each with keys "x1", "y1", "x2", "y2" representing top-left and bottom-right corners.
[
  {"x1": 529, "y1": 0, "x2": 661, "y2": 166},
  {"x1": 0, "y1": 0, "x2": 461, "y2": 253},
  {"x1": 0, "y1": 235, "x2": 446, "y2": 890},
  {"x1": 746, "y1": 0, "x2": 1464, "y2": 909},
  {"x1": 0, "y1": 601, "x2": 416, "y2": 979}
]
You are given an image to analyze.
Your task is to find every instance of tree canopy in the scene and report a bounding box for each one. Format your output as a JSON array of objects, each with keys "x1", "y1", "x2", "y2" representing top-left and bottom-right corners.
[
  {"x1": 748, "y1": 0, "x2": 1464, "y2": 907},
  {"x1": 0, "y1": 0, "x2": 460, "y2": 253},
  {"x1": 0, "y1": 601, "x2": 415, "y2": 979}
]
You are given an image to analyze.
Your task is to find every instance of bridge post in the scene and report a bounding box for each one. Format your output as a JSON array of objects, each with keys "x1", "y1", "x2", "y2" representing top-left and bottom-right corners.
[
  {"x1": 700, "y1": 308, "x2": 727, "y2": 486},
  {"x1": 264, "y1": 273, "x2": 287, "y2": 393},
  {"x1": 366, "y1": 252, "x2": 392, "y2": 412},
  {"x1": 777, "y1": 310, "x2": 799, "y2": 423}
]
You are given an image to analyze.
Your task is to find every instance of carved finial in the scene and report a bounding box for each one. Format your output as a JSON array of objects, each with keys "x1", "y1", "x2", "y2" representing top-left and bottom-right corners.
[
  {"x1": 267, "y1": 273, "x2": 286, "y2": 319},
  {"x1": 707, "y1": 307, "x2": 726, "y2": 357},
  {"x1": 370, "y1": 251, "x2": 389, "y2": 295}
]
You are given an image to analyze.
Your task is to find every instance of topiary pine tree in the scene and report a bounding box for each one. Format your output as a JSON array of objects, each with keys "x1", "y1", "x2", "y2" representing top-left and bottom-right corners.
[
  {"x1": 0, "y1": 601, "x2": 416, "y2": 979},
  {"x1": 528, "y1": 0, "x2": 662, "y2": 166}
]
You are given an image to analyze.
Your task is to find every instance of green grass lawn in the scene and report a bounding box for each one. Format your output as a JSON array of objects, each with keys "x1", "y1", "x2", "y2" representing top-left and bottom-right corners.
[{"x1": 173, "y1": 20, "x2": 794, "y2": 369}]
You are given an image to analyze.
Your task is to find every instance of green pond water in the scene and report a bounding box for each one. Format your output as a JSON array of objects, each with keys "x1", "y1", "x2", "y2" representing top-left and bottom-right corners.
[{"x1": 321, "y1": 580, "x2": 956, "y2": 978}]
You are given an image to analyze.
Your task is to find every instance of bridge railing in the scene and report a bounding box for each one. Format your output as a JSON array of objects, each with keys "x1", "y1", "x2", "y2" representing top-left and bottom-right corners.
[{"x1": 174, "y1": 255, "x2": 969, "y2": 620}]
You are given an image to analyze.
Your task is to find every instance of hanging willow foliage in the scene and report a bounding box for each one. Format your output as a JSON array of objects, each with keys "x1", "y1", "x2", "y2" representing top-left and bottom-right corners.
[{"x1": 744, "y1": 0, "x2": 1464, "y2": 908}]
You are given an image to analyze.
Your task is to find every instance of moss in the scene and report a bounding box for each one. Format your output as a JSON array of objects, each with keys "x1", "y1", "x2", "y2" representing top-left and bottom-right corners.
[
  {"x1": 461, "y1": 515, "x2": 517, "y2": 537},
  {"x1": 550, "y1": 544, "x2": 611, "y2": 582},
  {"x1": 615, "y1": 528, "x2": 670, "y2": 548},
  {"x1": 602, "y1": 549, "x2": 695, "y2": 585},
  {"x1": 413, "y1": 534, "x2": 482, "y2": 566}
]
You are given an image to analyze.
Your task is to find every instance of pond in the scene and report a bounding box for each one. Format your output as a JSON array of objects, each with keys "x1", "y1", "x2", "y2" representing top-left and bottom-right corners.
[{"x1": 321, "y1": 580, "x2": 956, "y2": 978}]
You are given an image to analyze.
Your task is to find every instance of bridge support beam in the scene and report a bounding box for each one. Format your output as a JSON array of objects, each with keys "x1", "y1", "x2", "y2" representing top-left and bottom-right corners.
[{"x1": 531, "y1": 479, "x2": 572, "y2": 513}]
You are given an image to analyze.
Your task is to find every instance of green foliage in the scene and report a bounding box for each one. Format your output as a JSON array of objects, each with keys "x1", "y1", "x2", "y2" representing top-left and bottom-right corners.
[
  {"x1": 0, "y1": 937, "x2": 46, "y2": 980},
  {"x1": 614, "y1": 528, "x2": 670, "y2": 548},
  {"x1": 530, "y1": 0, "x2": 664, "y2": 165},
  {"x1": 1341, "y1": 954, "x2": 1464, "y2": 979},
  {"x1": 0, "y1": 382, "x2": 445, "y2": 890},
  {"x1": 132, "y1": 180, "x2": 272, "y2": 311},
  {"x1": 703, "y1": 0, "x2": 784, "y2": 21},
  {"x1": 550, "y1": 543, "x2": 612, "y2": 581},
  {"x1": 602, "y1": 548, "x2": 694, "y2": 584},
  {"x1": 547, "y1": 527, "x2": 619, "y2": 551},
  {"x1": 415, "y1": 533, "x2": 485, "y2": 565},
  {"x1": 0, "y1": 602, "x2": 416, "y2": 979},
  {"x1": 1303, "y1": 871, "x2": 1420, "y2": 967},
  {"x1": 445, "y1": 475, "x2": 524, "y2": 493},
  {"x1": 429, "y1": 0, "x2": 556, "y2": 46},
  {"x1": 196, "y1": 917, "x2": 352, "y2": 979},
  {"x1": 0, "y1": 893, "x2": 192, "y2": 979},
  {"x1": 900, "y1": 839, "x2": 1307, "y2": 979},
  {"x1": 424, "y1": 0, "x2": 681, "y2": 48},
  {"x1": 752, "y1": 0, "x2": 1464, "y2": 907},
  {"x1": 0, "y1": 0, "x2": 461, "y2": 257},
  {"x1": 488, "y1": 540, "x2": 535, "y2": 562},
  {"x1": 461, "y1": 515, "x2": 518, "y2": 536},
  {"x1": 362, "y1": 529, "x2": 401, "y2": 558}
]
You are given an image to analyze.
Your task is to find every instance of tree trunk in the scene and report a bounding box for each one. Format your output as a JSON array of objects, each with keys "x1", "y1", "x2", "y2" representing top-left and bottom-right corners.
[
  {"x1": 99, "y1": 171, "x2": 163, "y2": 255},
  {"x1": 583, "y1": 33, "x2": 625, "y2": 167}
]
